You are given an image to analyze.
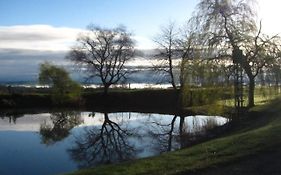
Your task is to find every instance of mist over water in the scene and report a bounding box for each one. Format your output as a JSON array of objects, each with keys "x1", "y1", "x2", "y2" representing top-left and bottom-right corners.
[
  {"x1": 0, "y1": 68, "x2": 169, "y2": 87},
  {"x1": 0, "y1": 49, "x2": 168, "y2": 86}
]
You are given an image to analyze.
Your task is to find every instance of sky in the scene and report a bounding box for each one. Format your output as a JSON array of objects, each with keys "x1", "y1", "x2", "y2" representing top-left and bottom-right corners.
[
  {"x1": 0, "y1": 0, "x2": 280, "y2": 83},
  {"x1": 0, "y1": 0, "x2": 197, "y2": 50}
]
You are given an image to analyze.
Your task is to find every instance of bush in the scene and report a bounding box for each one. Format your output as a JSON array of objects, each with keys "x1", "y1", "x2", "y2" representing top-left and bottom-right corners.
[{"x1": 38, "y1": 62, "x2": 81, "y2": 104}]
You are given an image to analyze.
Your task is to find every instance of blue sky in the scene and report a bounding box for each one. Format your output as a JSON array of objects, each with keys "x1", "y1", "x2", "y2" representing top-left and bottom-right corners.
[
  {"x1": 0, "y1": 0, "x2": 195, "y2": 26},
  {"x1": 0, "y1": 0, "x2": 280, "y2": 50},
  {"x1": 0, "y1": 0, "x2": 279, "y2": 50},
  {"x1": 0, "y1": 0, "x2": 198, "y2": 82},
  {"x1": 0, "y1": 0, "x2": 280, "y2": 82},
  {"x1": 0, "y1": 0, "x2": 196, "y2": 40}
]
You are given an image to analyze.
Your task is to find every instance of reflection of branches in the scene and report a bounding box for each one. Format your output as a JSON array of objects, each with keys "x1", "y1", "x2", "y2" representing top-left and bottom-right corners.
[
  {"x1": 148, "y1": 115, "x2": 222, "y2": 152},
  {"x1": 167, "y1": 116, "x2": 177, "y2": 151},
  {"x1": 40, "y1": 111, "x2": 82, "y2": 145},
  {"x1": 68, "y1": 113, "x2": 136, "y2": 168},
  {"x1": 147, "y1": 115, "x2": 186, "y2": 153},
  {"x1": 176, "y1": 116, "x2": 223, "y2": 147},
  {"x1": 0, "y1": 112, "x2": 24, "y2": 124}
]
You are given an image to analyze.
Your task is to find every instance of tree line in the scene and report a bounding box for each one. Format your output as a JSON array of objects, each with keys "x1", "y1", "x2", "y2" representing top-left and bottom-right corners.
[{"x1": 39, "y1": 0, "x2": 281, "y2": 108}]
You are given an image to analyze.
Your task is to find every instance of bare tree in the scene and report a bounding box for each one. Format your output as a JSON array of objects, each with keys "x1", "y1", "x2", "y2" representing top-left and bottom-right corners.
[
  {"x1": 153, "y1": 22, "x2": 179, "y2": 90},
  {"x1": 67, "y1": 25, "x2": 135, "y2": 95},
  {"x1": 242, "y1": 27, "x2": 281, "y2": 106},
  {"x1": 191, "y1": 0, "x2": 281, "y2": 107},
  {"x1": 174, "y1": 24, "x2": 200, "y2": 88},
  {"x1": 153, "y1": 21, "x2": 201, "y2": 94}
]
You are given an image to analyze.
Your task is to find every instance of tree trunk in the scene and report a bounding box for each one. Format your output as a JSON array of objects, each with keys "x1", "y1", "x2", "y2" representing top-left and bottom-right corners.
[
  {"x1": 169, "y1": 57, "x2": 177, "y2": 90},
  {"x1": 103, "y1": 84, "x2": 110, "y2": 96},
  {"x1": 248, "y1": 76, "x2": 255, "y2": 108}
]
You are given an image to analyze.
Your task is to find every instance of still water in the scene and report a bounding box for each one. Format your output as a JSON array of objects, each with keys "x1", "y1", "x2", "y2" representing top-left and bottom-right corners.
[{"x1": 0, "y1": 112, "x2": 228, "y2": 175}]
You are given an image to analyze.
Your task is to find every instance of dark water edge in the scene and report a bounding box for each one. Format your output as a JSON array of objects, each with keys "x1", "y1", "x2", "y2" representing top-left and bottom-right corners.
[
  {"x1": 0, "y1": 89, "x2": 196, "y2": 115},
  {"x1": 0, "y1": 87, "x2": 232, "y2": 175}
]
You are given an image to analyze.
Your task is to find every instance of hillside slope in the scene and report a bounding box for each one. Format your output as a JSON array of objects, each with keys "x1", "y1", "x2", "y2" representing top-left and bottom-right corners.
[{"x1": 66, "y1": 97, "x2": 281, "y2": 175}]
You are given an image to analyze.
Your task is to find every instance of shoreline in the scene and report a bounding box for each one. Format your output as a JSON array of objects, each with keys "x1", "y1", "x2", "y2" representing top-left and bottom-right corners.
[{"x1": 0, "y1": 87, "x2": 233, "y2": 117}]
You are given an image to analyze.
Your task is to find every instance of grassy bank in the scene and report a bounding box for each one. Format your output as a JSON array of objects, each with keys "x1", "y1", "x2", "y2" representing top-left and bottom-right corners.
[{"x1": 65, "y1": 97, "x2": 281, "y2": 175}]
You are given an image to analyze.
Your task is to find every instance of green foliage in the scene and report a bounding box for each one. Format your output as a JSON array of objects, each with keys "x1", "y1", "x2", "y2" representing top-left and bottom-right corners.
[
  {"x1": 39, "y1": 62, "x2": 81, "y2": 104},
  {"x1": 181, "y1": 86, "x2": 231, "y2": 107},
  {"x1": 182, "y1": 59, "x2": 230, "y2": 87}
]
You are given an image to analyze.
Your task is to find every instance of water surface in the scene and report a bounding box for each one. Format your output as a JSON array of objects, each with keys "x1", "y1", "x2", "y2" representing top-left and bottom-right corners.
[{"x1": 0, "y1": 112, "x2": 228, "y2": 175}]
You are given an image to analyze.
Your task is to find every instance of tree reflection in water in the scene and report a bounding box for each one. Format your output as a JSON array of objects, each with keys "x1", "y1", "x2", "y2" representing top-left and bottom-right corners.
[
  {"x1": 146, "y1": 115, "x2": 222, "y2": 153},
  {"x1": 0, "y1": 112, "x2": 24, "y2": 124},
  {"x1": 40, "y1": 111, "x2": 83, "y2": 145},
  {"x1": 68, "y1": 112, "x2": 137, "y2": 168},
  {"x1": 146, "y1": 115, "x2": 186, "y2": 153}
]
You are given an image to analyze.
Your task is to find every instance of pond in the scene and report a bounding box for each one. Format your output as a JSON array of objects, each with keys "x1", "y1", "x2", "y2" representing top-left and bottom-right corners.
[{"x1": 0, "y1": 111, "x2": 228, "y2": 175}]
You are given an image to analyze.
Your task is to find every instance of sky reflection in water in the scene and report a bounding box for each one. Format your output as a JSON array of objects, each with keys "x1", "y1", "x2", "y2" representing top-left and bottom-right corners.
[{"x1": 0, "y1": 112, "x2": 228, "y2": 175}]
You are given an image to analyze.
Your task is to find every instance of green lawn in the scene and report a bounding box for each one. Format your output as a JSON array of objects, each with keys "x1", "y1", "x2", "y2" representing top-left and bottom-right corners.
[
  {"x1": 218, "y1": 86, "x2": 281, "y2": 107},
  {"x1": 66, "y1": 97, "x2": 281, "y2": 175}
]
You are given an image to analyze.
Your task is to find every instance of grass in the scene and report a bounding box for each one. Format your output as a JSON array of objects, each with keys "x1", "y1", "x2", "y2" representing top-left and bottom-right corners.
[
  {"x1": 66, "y1": 96, "x2": 281, "y2": 175},
  {"x1": 217, "y1": 86, "x2": 281, "y2": 107}
]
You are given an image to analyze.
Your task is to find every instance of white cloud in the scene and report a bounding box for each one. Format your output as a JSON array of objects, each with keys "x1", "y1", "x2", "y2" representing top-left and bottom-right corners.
[
  {"x1": 0, "y1": 25, "x2": 84, "y2": 51},
  {"x1": 0, "y1": 25, "x2": 155, "y2": 51},
  {"x1": 0, "y1": 25, "x2": 157, "y2": 82},
  {"x1": 257, "y1": 0, "x2": 281, "y2": 35},
  {"x1": 133, "y1": 35, "x2": 156, "y2": 50}
]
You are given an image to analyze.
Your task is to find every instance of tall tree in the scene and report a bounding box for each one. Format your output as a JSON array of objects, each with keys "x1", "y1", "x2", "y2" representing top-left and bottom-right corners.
[
  {"x1": 242, "y1": 29, "x2": 281, "y2": 106},
  {"x1": 192, "y1": 0, "x2": 280, "y2": 107},
  {"x1": 153, "y1": 21, "x2": 179, "y2": 90},
  {"x1": 67, "y1": 25, "x2": 135, "y2": 95},
  {"x1": 153, "y1": 21, "x2": 200, "y2": 93},
  {"x1": 177, "y1": 25, "x2": 202, "y2": 89}
]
